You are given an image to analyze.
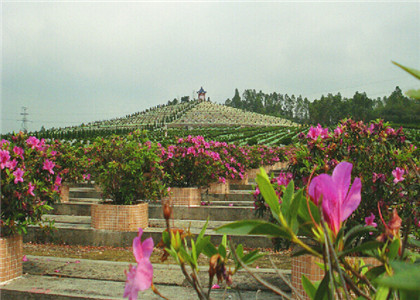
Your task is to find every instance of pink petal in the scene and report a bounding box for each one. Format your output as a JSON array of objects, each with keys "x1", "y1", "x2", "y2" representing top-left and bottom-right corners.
[
  {"x1": 340, "y1": 177, "x2": 361, "y2": 222},
  {"x1": 22, "y1": 255, "x2": 28, "y2": 262},
  {"x1": 141, "y1": 237, "x2": 154, "y2": 260},
  {"x1": 332, "y1": 162, "x2": 352, "y2": 203},
  {"x1": 135, "y1": 259, "x2": 154, "y2": 291},
  {"x1": 212, "y1": 284, "x2": 221, "y2": 289}
]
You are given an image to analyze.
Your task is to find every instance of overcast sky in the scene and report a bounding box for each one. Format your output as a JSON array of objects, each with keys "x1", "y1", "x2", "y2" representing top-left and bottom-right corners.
[{"x1": 2, "y1": 1, "x2": 419, "y2": 133}]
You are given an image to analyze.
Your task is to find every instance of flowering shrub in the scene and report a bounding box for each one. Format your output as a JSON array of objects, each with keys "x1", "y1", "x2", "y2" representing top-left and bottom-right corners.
[
  {"x1": 1, "y1": 133, "x2": 60, "y2": 236},
  {"x1": 289, "y1": 119, "x2": 419, "y2": 232},
  {"x1": 49, "y1": 140, "x2": 91, "y2": 184},
  {"x1": 92, "y1": 131, "x2": 167, "y2": 205},
  {"x1": 159, "y1": 136, "x2": 228, "y2": 187},
  {"x1": 217, "y1": 162, "x2": 420, "y2": 299},
  {"x1": 242, "y1": 145, "x2": 284, "y2": 169}
]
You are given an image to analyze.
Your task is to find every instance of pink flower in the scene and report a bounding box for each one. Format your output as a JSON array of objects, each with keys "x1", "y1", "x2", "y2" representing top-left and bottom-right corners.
[
  {"x1": 26, "y1": 136, "x2": 40, "y2": 149},
  {"x1": 365, "y1": 213, "x2": 377, "y2": 228},
  {"x1": 43, "y1": 159, "x2": 55, "y2": 174},
  {"x1": 28, "y1": 182, "x2": 35, "y2": 196},
  {"x1": 0, "y1": 149, "x2": 10, "y2": 169},
  {"x1": 13, "y1": 146, "x2": 24, "y2": 158},
  {"x1": 211, "y1": 284, "x2": 221, "y2": 289},
  {"x1": 123, "y1": 228, "x2": 154, "y2": 299},
  {"x1": 13, "y1": 168, "x2": 25, "y2": 184},
  {"x1": 22, "y1": 255, "x2": 28, "y2": 262},
  {"x1": 392, "y1": 167, "x2": 405, "y2": 184},
  {"x1": 55, "y1": 175, "x2": 62, "y2": 185},
  {"x1": 309, "y1": 162, "x2": 362, "y2": 235},
  {"x1": 6, "y1": 159, "x2": 18, "y2": 170}
]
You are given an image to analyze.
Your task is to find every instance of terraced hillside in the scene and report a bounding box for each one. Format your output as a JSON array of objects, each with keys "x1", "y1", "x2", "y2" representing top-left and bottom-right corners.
[
  {"x1": 58, "y1": 100, "x2": 296, "y2": 134},
  {"x1": 170, "y1": 101, "x2": 298, "y2": 127}
]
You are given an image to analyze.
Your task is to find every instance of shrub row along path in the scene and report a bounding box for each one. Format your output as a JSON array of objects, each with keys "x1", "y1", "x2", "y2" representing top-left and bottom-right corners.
[{"x1": 2, "y1": 177, "x2": 292, "y2": 299}]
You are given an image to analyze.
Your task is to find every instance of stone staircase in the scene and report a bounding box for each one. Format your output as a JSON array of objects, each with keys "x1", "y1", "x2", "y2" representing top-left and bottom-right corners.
[
  {"x1": 2, "y1": 171, "x2": 293, "y2": 299},
  {"x1": 24, "y1": 182, "x2": 273, "y2": 248}
]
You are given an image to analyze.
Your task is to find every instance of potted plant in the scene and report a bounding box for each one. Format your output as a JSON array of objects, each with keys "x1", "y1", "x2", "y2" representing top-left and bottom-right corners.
[
  {"x1": 160, "y1": 136, "x2": 224, "y2": 206},
  {"x1": 49, "y1": 140, "x2": 89, "y2": 203},
  {"x1": 0, "y1": 133, "x2": 60, "y2": 283},
  {"x1": 91, "y1": 131, "x2": 166, "y2": 232}
]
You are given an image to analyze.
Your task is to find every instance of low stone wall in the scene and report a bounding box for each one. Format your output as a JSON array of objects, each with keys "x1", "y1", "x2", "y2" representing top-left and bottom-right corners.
[
  {"x1": 91, "y1": 203, "x2": 148, "y2": 231},
  {"x1": 0, "y1": 234, "x2": 23, "y2": 283}
]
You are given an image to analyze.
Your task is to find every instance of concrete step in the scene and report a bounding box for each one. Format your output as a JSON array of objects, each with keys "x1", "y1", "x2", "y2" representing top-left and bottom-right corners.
[
  {"x1": 202, "y1": 201, "x2": 253, "y2": 207},
  {"x1": 51, "y1": 203, "x2": 260, "y2": 222},
  {"x1": 70, "y1": 188, "x2": 101, "y2": 199},
  {"x1": 202, "y1": 193, "x2": 254, "y2": 202},
  {"x1": 1, "y1": 255, "x2": 290, "y2": 299},
  {"x1": 43, "y1": 215, "x2": 236, "y2": 230},
  {"x1": 25, "y1": 222, "x2": 274, "y2": 249}
]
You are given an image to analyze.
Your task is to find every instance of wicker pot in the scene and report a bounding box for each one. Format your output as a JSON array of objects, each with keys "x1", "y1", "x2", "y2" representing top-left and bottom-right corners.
[
  {"x1": 291, "y1": 254, "x2": 381, "y2": 300},
  {"x1": 59, "y1": 183, "x2": 70, "y2": 203},
  {"x1": 206, "y1": 182, "x2": 230, "y2": 194},
  {"x1": 91, "y1": 202, "x2": 148, "y2": 232},
  {"x1": 163, "y1": 187, "x2": 201, "y2": 207},
  {"x1": 0, "y1": 234, "x2": 23, "y2": 283}
]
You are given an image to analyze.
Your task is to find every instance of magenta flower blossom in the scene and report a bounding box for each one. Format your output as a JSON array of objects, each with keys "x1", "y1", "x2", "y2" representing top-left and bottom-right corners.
[
  {"x1": 43, "y1": 159, "x2": 55, "y2": 174},
  {"x1": 0, "y1": 149, "x2": 11, "y2": 169},
  {"x1": 392, "y1": 167, "x2": 405, "y2": 184},
  {"x1": 13, "y1": 146, "x2": 24, "y2": 158},
  {"x1": 365, "y1": 213, "x2": 377, "y2": 227},
  {"x1": 13, "y1": 168, "x2": 25, "y2": 184},
  {"x1": 28, "y1": 182, "x2": 35, "y2": 196},
  {"x1": 123, "y1": 228, "x2": 154, "y2": 299},
  {"x1": 309, "y1": 161, "x2": 362, "y2": 235}
]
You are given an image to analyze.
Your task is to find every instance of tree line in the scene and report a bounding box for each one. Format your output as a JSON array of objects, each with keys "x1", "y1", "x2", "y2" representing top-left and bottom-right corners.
[{"x1": 225, "y1": 87, "x2": 420, "y2": 127}]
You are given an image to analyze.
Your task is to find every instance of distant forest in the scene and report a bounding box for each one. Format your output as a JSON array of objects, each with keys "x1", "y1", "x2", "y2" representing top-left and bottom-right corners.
[{"x1": 224, "y1": 87, "x2": 420, "y2": 128}]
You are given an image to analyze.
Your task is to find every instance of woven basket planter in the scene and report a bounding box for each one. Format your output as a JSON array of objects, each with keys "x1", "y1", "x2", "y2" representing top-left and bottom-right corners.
[
  {"x1": 0, "y1": 234, "x2": 23, "y2": 283},
  {"x1": 163, "y1": 187, "x2": 201, "y2": 207},
  {"x1": 59, "y1": 183, "x2": 70, "y2": 203},
  {"x1": 291, "y1": 254, "x2": 381, "y2": 300},
  {"x1": 91, "y1": 202, "x2": 148, "y2": 232},
  {"x1": 206, "y1": 182, "x2": 230, "y2": 194}
]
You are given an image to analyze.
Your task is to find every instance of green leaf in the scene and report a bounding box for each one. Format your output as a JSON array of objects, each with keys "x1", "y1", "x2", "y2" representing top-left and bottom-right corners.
[
  {"x1": 392, "y1": 61, "x2": 420, "y2": 80},
  {"x1": 405, "y1": 89, "x2": 420, "y2": 100},
  {"x1": 241, "y1": 249, "x2": 264, "y2": 266},
  {"x1": 196, "y1": 218, "x2": 209, "y2": 245},
  {"x1": 301, "y1": 275, "x2": 316, "y2": 300},
  {"x1": 376, "y1": 261, "x2": 420, "y2": 292},
  {"x1": 215, "y1": 219, "x2": 291, "y2": 239},
  {"x1": 339, "y1": 241, "x2": 381, "y2": 257},
  {"x1": 365, "y1": 266, "x2": 386, "y2": 281},
  {"x1": 218, "y1": 243, "x2": 227, "y2": 259},
  {"x1": 374, "y1": 286, "x2": 390, "y2": 300},
  {"x1": 191, "y1": 239, "x2": 198, "y2": 268},
  {"x1": 162, "y1": 231, "x2": 170, "y2": 247},
  {"x1": 179, "y1": 247, "x2": 194, "y2": 266},
  {"x1": 281, "y1": 180, "x2": 294, "y2": 219},
  {"x1": 344, "y1": 225, "x2": 378, "y2": 247},
  {"x1": 196, "y1": 236, "x2": 211, "y2": 256},
  {"x1": 314, "y1": 273, "x2": 330, "y2": 300},
  {"x1": 202, "y1": 241, "x2": 218, "y2": 257},
  {"x1": 256, "y1": 168, "x2": 281, "y2": 223},
  {"x1": 386, "y1": 239, "x2": 400, "y2": 260},
  {"x1": 289, "y1": 189, "x2": 303, "y2": 234},
  {"x1": 407, "y1": 237, "x2": 420, "y2": 248}
]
